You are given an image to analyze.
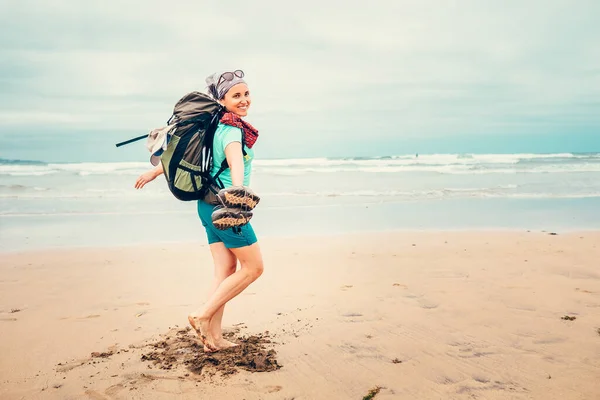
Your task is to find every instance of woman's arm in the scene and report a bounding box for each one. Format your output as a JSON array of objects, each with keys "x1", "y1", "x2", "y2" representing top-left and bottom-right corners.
[
  {"x1": 135, "y1": 163, "x2": 164, "y2": 189},
  {"x1": 224, "y1": 141, "x2": 245, "y2": 187}
]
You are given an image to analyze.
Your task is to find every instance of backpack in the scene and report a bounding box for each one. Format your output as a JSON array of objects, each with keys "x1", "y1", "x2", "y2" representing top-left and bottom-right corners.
[{"x1": 116, "y1": 91, "x2": 240, "y2": 201}]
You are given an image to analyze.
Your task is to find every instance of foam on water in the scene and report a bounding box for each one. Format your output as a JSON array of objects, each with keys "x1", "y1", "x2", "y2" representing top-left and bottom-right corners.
[
  {"x1": 1, "y1": 153, "x2": 599, "y2": 219},
  {"x1": 3, "y1": 153, "x2": 600, "y2": 177}
]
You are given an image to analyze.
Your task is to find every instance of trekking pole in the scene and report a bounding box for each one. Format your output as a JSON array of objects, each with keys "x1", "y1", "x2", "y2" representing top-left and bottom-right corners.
[{"x1": 115, "y1": 134, "x2": 147, "y2": 148}]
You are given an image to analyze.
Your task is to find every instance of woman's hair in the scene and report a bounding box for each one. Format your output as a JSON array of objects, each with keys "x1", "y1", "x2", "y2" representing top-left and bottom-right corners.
[
  {"x1": 207, "y1": 82, "x2": 220, "y2": 100},
  {"x1": 205, "y1": 70, "x2": 246, "y2": 100}
]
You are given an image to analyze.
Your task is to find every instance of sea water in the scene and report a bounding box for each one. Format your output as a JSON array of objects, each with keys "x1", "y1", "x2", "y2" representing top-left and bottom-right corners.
[{"x1": 1, "y1": 153, "x2": 600, "y2": 251}]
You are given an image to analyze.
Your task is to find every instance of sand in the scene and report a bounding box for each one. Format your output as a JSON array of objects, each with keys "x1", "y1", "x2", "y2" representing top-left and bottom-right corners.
[{"x1": 1, "y1": 231, "x2": 599, "y2": 399}]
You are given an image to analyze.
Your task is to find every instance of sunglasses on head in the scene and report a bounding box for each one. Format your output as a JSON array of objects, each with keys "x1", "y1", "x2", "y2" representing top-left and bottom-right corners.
[{"x1": 217, "y1": 70, "x2": 244, "y2": 86}]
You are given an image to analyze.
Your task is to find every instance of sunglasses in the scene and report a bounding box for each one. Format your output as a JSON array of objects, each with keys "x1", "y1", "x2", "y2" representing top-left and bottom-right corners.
[{"x1": 217, "y1": 70, "x2": 244, "y2": 86}]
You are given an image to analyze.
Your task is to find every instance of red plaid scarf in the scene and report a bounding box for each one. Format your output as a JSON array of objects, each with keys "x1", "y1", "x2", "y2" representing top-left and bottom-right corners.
[{"x1": 220, "y1": 112, "x2": 259, "y2": 148}]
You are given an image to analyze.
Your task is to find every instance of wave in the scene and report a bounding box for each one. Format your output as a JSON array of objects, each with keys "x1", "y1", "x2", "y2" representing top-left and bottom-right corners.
[
  {"x1": 260, "y1": 153, "x2": 600, "y2": 167},
  {"x1": 0, "y1": 184, "x2": 48, "y2": 192},
  {"x1": 0, "y1": 187, "x2": 167, "y2": 199},
  {"x1": 1, "y1": 153, "x2": 599, "y2": 176},
  {"x1": 0, "y1": 210, "x2": 188, "y2": 217},
  {"x1": 259, "y1": 187, "x2": 600, "y2": 200},
  {"x1": 0, "y1": 161, "x2": 149, "y2": 176},
  {"x1": 2, "y1": 188, "x2": 599, "y2": 213},
  {"x1": 256, "y1": 164, "x2": 600, "y2": 175},
  {"x1": 0, "y1": 158, "x2": 47, "y2": 166}
]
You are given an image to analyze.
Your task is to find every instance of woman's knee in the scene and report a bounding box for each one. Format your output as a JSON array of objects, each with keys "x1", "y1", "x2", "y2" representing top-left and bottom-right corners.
[
  {"x1": 230, "y1": 243, "x2": 263, "y2": 280},
  {"x1": 243, "y1": 259, "x2": 264, "y2": 280},
  {"x1": 215, "y1": 263, "x2": 237, "y2": 280},
  {"x1": 209, "y1": 243, "x2": 238, "y2": 279}
]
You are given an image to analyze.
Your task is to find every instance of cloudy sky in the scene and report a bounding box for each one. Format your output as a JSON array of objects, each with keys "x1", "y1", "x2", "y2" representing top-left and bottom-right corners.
[{"x1": 1, "y1": 0, "x2": 599, "y2": 161}]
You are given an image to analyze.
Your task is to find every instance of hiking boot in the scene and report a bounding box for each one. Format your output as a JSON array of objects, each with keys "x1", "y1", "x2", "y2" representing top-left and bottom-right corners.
[
  {"x1": 211, "y1": 207, "x2": 253, "y2": 230},
  {"x1": 217, "y1": 186, "x2": 260, "y2": 211}
]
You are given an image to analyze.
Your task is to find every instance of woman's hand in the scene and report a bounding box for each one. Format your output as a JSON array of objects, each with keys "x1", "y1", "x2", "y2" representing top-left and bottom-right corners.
[{"x1": 135, "y1": 164, "x2": 164, "y2": 189}]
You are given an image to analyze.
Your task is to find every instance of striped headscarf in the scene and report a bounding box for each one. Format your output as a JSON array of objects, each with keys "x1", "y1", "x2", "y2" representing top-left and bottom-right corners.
[{"x1": 205, "y1": 70, "x2": 246, "y2": 100}]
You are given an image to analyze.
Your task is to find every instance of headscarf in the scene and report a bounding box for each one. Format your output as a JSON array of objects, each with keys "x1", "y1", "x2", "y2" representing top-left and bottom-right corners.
[{"x1": 205, "y1": 70, "x2": 247, "y2": 100}]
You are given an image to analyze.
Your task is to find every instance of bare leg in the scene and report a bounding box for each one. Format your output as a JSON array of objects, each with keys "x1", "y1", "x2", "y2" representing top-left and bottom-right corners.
[
  {"x1": 189, "y1": 242, "x2": 237, "y2": 351},
  {"x1": 206, "y1": 243, "x2": 238, "y2": 348},
  {"x1": 189, "y1": 243, "x2": 264, "y2": 351},
  {"x1": 208, "y1": 243, "x2": 236, "y2": 336}
]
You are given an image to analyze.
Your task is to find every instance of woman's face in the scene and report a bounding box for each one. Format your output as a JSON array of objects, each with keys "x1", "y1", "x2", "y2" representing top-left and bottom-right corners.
[{"x1": 220, "y1": 83, "x2": 251, "y2": 117}]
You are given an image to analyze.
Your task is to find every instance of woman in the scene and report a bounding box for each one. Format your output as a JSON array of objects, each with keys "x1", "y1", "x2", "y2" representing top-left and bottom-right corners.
[{"x1": 135, "y1": 70, "x2": 264, "y2": 352}]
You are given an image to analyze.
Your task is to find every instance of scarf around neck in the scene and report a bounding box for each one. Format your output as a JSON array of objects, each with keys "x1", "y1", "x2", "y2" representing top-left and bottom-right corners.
[{"x1": 219, "y1": 112, "x2": 259, "y2": 148}]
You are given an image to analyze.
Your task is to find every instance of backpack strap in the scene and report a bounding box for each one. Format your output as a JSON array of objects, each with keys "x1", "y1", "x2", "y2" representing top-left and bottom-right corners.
[
  {"x1": 211, "y1": 128, "x2": 247, "y2": 188},
  {"x1": 212, "y1": 161, "x2": 228, "y2": 189}
]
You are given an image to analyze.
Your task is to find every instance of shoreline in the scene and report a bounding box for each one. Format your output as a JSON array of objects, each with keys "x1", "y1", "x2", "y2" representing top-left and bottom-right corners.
[
  {"x1": 3, "y1": 195, "x2": 600, "y2": 253},
  {"x1": 2, "y1": 227, "x2": 599, "y2": 255}
]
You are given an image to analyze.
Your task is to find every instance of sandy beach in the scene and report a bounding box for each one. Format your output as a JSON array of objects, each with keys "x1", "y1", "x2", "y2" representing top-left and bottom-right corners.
[{"x1": 1, "y1": 230, "x2": 599, "y2": 399}]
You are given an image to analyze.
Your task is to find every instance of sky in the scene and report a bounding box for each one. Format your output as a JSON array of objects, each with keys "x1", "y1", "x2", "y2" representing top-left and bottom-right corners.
[{"x1": 1, "y1": 0, "x2": 599, "y2": 162}]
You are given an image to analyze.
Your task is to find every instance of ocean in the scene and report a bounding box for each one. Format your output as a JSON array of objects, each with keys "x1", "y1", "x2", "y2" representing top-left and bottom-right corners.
[{"x1": 1, "y1": 153, "x2": 600, "y2": 252}]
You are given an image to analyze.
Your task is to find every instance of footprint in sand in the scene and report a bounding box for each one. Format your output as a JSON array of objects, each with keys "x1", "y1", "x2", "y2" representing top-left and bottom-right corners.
[
  {"x1": 56, "y1": 358, "x2": 88, "y2": 372},
  {"x1": 107, "y1": 344, "x2": 120, "y2": 352},
  {"x1": 263, "y1": 385, "x2": 283, "y2": 393},
  {"x1": 0, "y1": 317, "x2": 18, "y2": 322},
  {"x1": 533, "y1": 336, "x2": 566, "y2": 344},
  {"x1": 85, "y1": 389, "x2": 111, "y2": 400},
  {"x1": 104, "y1": 383, "x2": 127, "y2": 397},
  {"x1": 403, "y1": 292, "x2": 422, "y2": 299},
  {"x1": 340, "y1": 285, "x2": 353, "y2": 291},
  {"x1": 341, "y1": 312, "x2": 364, "y2": 324},
  {"x1": 434, "y1": 375, "x2": 458, "y2": 385},
  {"x1": 417, "y1": 299, "x2": 439, "y2": 309},
  {"x1": 76, "y1": 314, "x2": 101, "y2": 319},
  {"x1": 576, "y1": 288, "x2": 597, "y2": 294},
  {"x1": 457, "y1": 380, "x2": 527, "y2": 395},
  {"x1": 339, "y1": 342, "x2": 380, "y2": 359},
  {"x1": 457, "y1": 348, "x2": 495, "y2": 359},
  {"x1": 472, "y1": 374, "x2": 491, "y2": 383},
  {"x1": 401, "y1": 290, "x2": 439, "y2": 309}
]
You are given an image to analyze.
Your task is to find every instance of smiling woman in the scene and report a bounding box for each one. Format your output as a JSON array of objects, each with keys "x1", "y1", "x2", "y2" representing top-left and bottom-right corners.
[
  {"x1": 219, "y1": 84, "x2": 251, "y2": 117},
  {"x1": 134, "y1": 69, "x2": 264, "y2": 353}
]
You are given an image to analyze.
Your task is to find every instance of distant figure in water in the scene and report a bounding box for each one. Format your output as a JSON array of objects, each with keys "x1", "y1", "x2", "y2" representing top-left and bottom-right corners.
[
  {"x1": 416, "y1": 153, "x2": 419, "y2": 158},
  {"x1": 134, "y1": 70, "x2": 264, "y2": 352}
]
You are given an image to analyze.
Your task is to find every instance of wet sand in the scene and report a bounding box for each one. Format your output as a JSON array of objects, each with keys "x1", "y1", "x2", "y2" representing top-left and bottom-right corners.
[{"x1": 1, "y1": 231, "x2": 599, "y2": 399}]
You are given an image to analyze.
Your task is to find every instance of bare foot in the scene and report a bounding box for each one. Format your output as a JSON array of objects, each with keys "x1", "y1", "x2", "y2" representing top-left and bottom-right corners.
[
  {"x1": 188, "y1": 314, "x2": 217, "y2": 352},
  {"x1": 201, "y1": 339, "x2": 237, "y2": 352},
  {"x1": 215, "y1": 338, "x2": 240, "y2": 349},
  {"x1": 202, "y1": 340, "x2": 237, "y2": 352},
  {"x1": 206, "y1": 318, "x2": 239, "y2": 350}
]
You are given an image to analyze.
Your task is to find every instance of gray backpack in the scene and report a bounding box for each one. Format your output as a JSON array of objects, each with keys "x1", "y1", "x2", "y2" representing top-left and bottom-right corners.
[{"x1": 116, "y1": 91, "x2": 235, "y2": 201}]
